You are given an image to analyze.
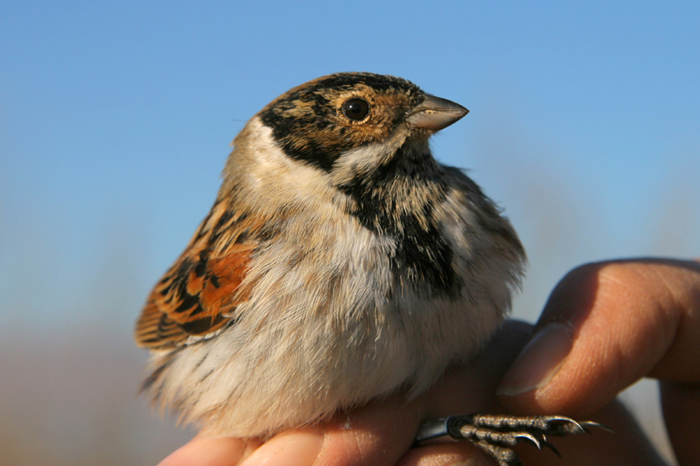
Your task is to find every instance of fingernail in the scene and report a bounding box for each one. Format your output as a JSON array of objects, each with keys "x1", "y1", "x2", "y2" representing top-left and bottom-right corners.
[
  {"x1": 239, "y1": 429, "x2": 323, "y2": 466},
  {"x1": 497, "y1": 322, "x2": 573, "y2": 397}
]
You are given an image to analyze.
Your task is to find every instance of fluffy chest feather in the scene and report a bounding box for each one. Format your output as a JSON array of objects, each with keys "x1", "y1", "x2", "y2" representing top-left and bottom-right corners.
[{"x1": 153, "y1": 188, "x2": 505, "y2": 438}]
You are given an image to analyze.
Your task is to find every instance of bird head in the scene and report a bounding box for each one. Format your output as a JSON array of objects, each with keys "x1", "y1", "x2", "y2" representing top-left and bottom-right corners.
[{"x1": 256, "y1": 72, "x2": 468, "y2": 173}]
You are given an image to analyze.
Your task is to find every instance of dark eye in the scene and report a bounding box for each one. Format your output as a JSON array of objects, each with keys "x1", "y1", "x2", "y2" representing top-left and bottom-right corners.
[{"x1": 341, "y1": 98, "x2": 370, "y2": 121}]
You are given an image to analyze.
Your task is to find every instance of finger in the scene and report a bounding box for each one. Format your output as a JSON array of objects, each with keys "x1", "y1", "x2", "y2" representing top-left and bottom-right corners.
[
  {"x1": 157, "y1": 434, "x2": 256, "y2": 466},
  {"x1": 661, "y1": 381, "x2": 700, "y2": 466},
  {"x1": 397, "y1": 442, "x2": 493, "y2": 466},
  {"x1": 237, "y1": 429, "x2": 324, "y2": 466},
  {"x1": 497, "y1": 258, "x2": 700, "y2": 416},
  {"x1": 234, "y1": 395, "x2": 421, "y2": 466}
]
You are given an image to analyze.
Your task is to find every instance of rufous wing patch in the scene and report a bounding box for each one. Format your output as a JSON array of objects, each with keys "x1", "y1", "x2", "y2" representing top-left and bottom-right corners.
[{"x1": 135, "y1": 200, "x2": 256, "y2": 349}]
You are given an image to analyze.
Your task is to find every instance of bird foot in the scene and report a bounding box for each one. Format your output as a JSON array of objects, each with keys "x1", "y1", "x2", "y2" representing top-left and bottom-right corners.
[{"x1": 415, "y1": 414, "x2": 608, "y2": 466}]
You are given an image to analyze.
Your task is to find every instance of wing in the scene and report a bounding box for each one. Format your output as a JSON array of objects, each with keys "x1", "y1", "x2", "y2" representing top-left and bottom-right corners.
[{"x1": 135, "y1": 198, "x2": 257, "y2": 350}]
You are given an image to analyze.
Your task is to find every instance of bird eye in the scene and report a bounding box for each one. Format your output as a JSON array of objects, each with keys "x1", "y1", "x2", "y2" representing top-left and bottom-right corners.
[{"x1": 341, "y1": 98, "x2": 370, "y2": 121}]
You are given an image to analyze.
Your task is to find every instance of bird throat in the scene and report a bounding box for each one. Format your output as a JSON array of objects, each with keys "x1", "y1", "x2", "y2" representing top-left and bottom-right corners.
[{"x1": 336, "y1": 145, "x2": 459, "y2": 298}]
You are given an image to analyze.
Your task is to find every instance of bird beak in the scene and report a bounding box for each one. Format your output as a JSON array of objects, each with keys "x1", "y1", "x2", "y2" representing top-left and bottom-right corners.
[{"x1": 407, "y1": 94, "x2": 469, "y2": 131}]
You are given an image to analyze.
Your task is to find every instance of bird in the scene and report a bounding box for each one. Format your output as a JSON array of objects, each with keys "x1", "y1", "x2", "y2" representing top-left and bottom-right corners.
[{"x1": 135, "y1": 72, "x2": 597, "y2": 466}]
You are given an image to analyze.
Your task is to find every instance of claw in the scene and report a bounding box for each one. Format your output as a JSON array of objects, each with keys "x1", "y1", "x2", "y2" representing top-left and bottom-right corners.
[
  {"x1": 513, "y1": 432, "x2": 544, "y2": 449},
  {"x1": 551, "y1": 417, "x2": 587, "y2": 433},
  {"x1": 580, "y1": 420, "x2": 613, "y2": 433},
  {"x1": 541, "y1": 439, "x2": 561, "y2": 458},
  {"x1": 546, "y1": 418, "x2": 611, "y2": 435}
]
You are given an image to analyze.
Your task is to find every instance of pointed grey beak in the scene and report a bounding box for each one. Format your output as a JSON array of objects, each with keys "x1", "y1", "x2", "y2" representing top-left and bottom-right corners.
[{"x1": 407, "y1": 94, "x2": 469, "y2": 131}]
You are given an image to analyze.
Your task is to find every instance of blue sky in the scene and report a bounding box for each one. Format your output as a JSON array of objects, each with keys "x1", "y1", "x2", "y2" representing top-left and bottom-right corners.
[
  {"x1": 1, "y1": 2, "x2": 698, "y2": 462},
  {"x1": 1, "y1": 1, "x2": 699, "y2": 329}
]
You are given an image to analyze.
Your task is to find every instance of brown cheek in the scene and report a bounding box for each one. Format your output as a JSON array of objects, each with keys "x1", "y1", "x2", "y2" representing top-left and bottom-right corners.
[{"x1": 350, "y1": 117, "x2": 393, "y2": 144}]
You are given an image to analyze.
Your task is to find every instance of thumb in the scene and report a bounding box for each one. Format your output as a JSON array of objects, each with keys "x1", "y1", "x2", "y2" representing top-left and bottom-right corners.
[{"x1": 497, "y1": 258, "x2": 700, "y2": 415}]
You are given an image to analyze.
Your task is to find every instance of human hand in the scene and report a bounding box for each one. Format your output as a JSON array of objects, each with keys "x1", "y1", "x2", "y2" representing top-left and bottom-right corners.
[
  {"x1": 498, "y1": 258, "x2": 700, "y2": 465},
  {"x1": 158, "y1": 258, "x2": 699, "y2": 466}
]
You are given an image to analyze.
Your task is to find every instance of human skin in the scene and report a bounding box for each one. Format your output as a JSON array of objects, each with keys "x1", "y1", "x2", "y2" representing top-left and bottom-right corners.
[{"x1": 158, "y1": 258, "x2": 700, "y2": 466}]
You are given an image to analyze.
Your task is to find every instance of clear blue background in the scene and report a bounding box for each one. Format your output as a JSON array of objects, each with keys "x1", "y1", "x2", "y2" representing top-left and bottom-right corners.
[{"x1": 1, "y1": 2, "x2": 697, "y2": 464}]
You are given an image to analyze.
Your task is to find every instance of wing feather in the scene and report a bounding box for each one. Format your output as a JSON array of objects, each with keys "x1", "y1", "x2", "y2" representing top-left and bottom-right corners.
[{"x1": 135, "y1": 199, "x2": 256, "y2": 349}]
